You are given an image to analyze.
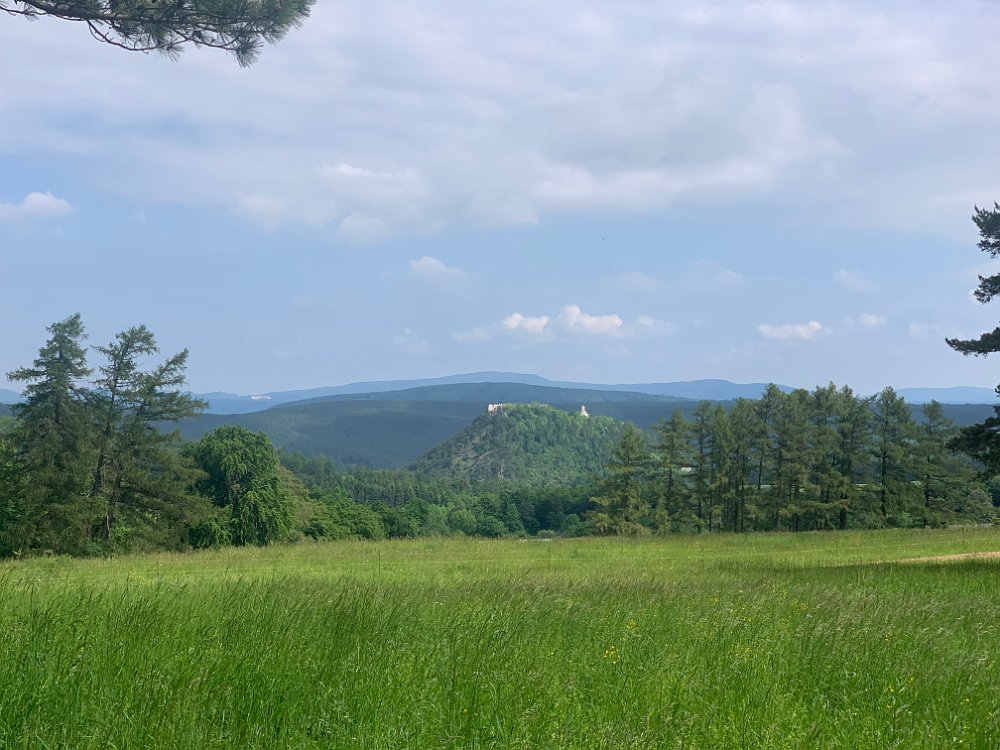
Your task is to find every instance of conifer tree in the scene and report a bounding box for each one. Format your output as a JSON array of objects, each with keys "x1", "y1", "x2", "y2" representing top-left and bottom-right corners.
[
  {"x1": 725, "y1": 399, "x2": 758, "y2": 532},
  {"x1": 770, "y1": 389, "x2": 812, "y2": 531},
  {"x1": 915, "y1": 401, "x2": 981, "y2": 526},
  {"x1": 947, "y1": 203, "x2": 1000, "y2": 472},
  {"x1": 589, "y1": 424, "x2": 650, "y2": 535},
  {"x1": 832, "y1": 386, "x2": 871, "y2": 529},
  {"x1": 690, "y1": 401, "x2": 715, "y2": 532},
  {"x1": 869, "y1": 387, "x2": 919, "y2": 525},
  {"x1": 650, "y1": 408, "x2": 692, "y2": 530},
  {"x1": 6, "y1": 314, "x2": 96, "y2": 552},
  {"x1": 947, "y1": 203, "x2": 1000, "y2": 360},
  {"x1": 89, "y1": 325, "x2": 206, "y2": 543}
]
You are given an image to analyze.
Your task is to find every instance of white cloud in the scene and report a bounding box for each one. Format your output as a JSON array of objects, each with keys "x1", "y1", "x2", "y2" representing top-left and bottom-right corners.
[
  {"x1": 502, "y1": 312, "x2": 550, "y2": 335},
  {"x1": 834, "y1": 269, "x2": 874, "y2": 293},
  {"x1": 0, "y1": 192, "x2": 72, "y2": 222},
  {"x1": 757, "y1": 320, "x2": 826, "y2": 340},
  {"x1": 859, "y1": 313, "x2": 887, "y2": 327},
  {"x1": 408, "y1": 256, "x2": 469, "y2": 290},
  {"x1": 456, "y1": 306, "x2": 672, "y2": 343},
  {"x1": 558, "y1": 304, "x2": 623, "y2": 336}
]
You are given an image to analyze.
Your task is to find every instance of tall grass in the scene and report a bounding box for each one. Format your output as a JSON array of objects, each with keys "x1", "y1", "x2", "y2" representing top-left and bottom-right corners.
[{"x1": 1, "y1": 528, "x2": 998, "y2": 749}]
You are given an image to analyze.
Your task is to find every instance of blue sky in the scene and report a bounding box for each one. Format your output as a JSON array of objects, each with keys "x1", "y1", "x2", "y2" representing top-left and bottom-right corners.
[{"x1": 2, "y1": 1, "x2": 1000, "y2": 395}]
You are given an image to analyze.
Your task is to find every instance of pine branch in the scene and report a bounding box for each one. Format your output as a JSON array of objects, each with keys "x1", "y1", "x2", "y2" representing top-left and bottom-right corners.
[
  {"x1": 946, "y1": 326, "x2": 1000, "y2": 357},
  {"x1": 1, "y1": 0, "x2": 313, "y2": 66}
]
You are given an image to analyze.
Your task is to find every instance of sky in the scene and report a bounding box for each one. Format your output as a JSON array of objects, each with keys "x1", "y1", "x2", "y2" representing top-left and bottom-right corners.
[{"x1": 2, "y1": 0, "x2": 1000, "y2": 395}]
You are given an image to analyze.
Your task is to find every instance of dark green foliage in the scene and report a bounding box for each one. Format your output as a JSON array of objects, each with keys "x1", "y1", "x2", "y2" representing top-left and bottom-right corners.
[
  {"x1": 588, "y1": 424, "x2": 651, "y2": 535},
  {"x1": 6, "y1": 314, "x2": 97, "y2": 553},
  {"x1": 190, "y1": 426, "x2": 293, "y2": 545},
  {"x1": 1, "y1": 315, "x2": 211, "y2": 555},
  {"x1": 89, "y1": 325, "x2": 207, "y2": 544},
  {"x1": 650, "y1": 408, "x2": 694, "y2": 529},
  {"x1": 947, "y1": 203, "x2": 1000, "y2": 358},
  {"x1": 588, "y1": 384, "x2": 994, "y2": 535},
  {"x1": 279, "y1": 452, "x2": 594, "y2": 539},
  {"x1": 412, "y1": 403, "x2": 624, "y2": 486},
  {"x1": 947, "y1": 202, "x2": 1000, "y2": 470},
  {"x1": 1, "y1": 0, "x2": 313, "y2": 66},
  {"x1": 179, "y1": 400, "x2": 486, "y2": 468}
]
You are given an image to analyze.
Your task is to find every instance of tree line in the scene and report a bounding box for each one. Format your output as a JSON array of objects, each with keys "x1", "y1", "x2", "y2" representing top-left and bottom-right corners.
[
  {"x1": 2, "y1": 316, "x2": 998, "y2": 557},
  {"x1": 590, "y1": 385, "x2": 995, "y2": 535}
]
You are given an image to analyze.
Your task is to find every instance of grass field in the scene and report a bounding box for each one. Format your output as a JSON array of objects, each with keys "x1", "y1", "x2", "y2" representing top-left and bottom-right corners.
[{"x1": 2, "y1": 528, "x2": 999, "y2": 749}]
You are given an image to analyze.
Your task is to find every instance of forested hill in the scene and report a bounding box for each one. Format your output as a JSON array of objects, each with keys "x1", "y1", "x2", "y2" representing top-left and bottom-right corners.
[
  {"x1": 411, "y1": 403, "x2": 624, "y2": 486},
  {"x1": 172, "y1": 384, "x2": 997, "y2": 470},
  {"x1": 274, "y1": 382, "x2": 690, "y2": 408}
]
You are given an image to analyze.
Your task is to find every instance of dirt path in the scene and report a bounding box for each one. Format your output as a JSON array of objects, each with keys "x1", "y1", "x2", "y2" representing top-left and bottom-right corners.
[{"x1": 897, "y1": 550, "x2": 1000, "y2": 563}]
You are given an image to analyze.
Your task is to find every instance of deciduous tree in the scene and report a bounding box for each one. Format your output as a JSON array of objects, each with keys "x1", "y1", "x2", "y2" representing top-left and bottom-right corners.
[{"x1": 191, "y1": 425, "x2": 292, "y2": 545}]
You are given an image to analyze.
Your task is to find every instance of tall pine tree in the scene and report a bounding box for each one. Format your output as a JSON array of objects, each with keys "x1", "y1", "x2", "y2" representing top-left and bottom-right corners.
[{"x1": 6, "y1": 314, "x2": 96, "y2": 552}]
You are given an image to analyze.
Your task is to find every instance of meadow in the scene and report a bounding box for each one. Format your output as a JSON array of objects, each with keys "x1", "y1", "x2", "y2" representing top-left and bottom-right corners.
[{"x1": 1, "y1": 528, "x2": 999, "y2": 749}]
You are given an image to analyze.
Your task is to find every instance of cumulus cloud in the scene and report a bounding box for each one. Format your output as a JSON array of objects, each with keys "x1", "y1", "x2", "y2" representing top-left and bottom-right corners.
[
  {"x1": 558, "y1": 304, "x2": 624, "y2": 335},
  {"x1": 757, "y1": 320, "x2": 827, "y2": 340},
  {"x1": 455, "y1": 305, "x2": 672, "y2": 342},
  {"x1": 502, "y1": 312, "x2": 550, "y2": 335},
  {"x1": 0, "y1": 192, "x2": 72, "y2": 222},
  {"x1": 408, "y1": 256, "x2": 469, "y2": 290},
  {"x1": 834, "y1": 269, "x2": 874, "y2": 293}
]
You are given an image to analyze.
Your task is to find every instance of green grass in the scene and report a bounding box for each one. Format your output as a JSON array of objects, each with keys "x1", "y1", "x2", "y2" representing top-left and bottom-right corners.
[{"x1": 1, "y1": 528, "x2": 999, "y2": 749}]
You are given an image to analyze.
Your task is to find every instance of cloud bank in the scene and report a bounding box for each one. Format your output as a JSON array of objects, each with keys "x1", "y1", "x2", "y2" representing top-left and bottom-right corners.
[{"x1": 3, "y1": 1, "x2": 999, "y2": 239}]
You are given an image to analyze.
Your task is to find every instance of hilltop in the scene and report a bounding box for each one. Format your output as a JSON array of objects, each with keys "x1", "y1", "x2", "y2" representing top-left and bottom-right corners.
[{"x1": 411, "y1": 403, "x2": 624, "y2": 486}]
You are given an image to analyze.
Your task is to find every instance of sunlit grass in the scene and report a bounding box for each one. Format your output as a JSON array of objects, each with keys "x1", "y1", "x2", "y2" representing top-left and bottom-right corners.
[{"x1": 1, "y1": 527, "x2": 998, "y2": 749}]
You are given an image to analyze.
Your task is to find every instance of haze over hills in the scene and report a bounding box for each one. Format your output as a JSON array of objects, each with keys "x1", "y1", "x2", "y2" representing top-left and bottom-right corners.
[
  {"x1": 187, "y1": 373, "x2": 1000, "y2": 414},
  {"x1": 277, "y1": 382, "x2": 690, "y2": 408},
  {"x1": 895, "y1": 386, "x2": 998, "y2": 404},
  {"x1": 4, "y1": 372, "x2": 997, "y2": 413}
]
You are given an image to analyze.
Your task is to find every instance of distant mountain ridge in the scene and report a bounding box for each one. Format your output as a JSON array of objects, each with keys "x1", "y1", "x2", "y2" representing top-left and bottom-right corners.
[
  {"x1": 3, "y1": 372, "x2": 997, "y2": 413},
  {"x1": 195, "y1": 373, "x2": 1000, "y2": 414},
  {"x1": 276, "y1": 382, "x2": 690, "y2": 409},
  {"x1": 895, "y1": 386, "x2": 998, "y2": 404}
]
